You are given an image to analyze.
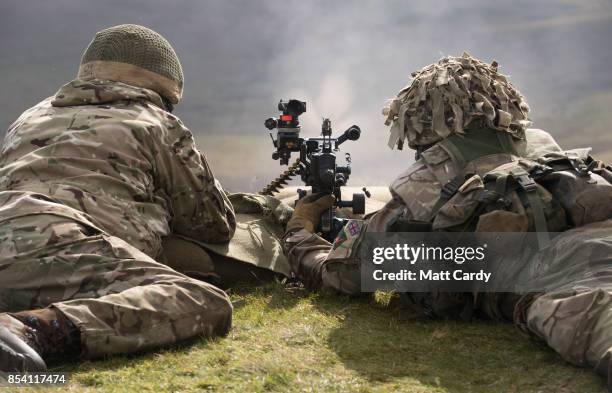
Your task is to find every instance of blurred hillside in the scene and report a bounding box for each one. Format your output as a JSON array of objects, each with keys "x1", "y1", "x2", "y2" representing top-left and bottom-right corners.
[
  {"x1": 538, "y1": 91, "x2": 612, "y2": 160},
  {"x1": 1, "y1": 0, "x2": 611, "y2": 192}
]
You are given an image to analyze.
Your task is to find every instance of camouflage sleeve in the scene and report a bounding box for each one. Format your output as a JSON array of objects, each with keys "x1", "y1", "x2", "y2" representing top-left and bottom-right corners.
[
  {"x1": 152, "y1": 119, "x2": 236, "y2": 243},
  {"x1": 283, "y1": 198, "x2": 407, "y2": 293},
  {"x1": 283, "y1": 229, "x2": 333, "y2": 291}
]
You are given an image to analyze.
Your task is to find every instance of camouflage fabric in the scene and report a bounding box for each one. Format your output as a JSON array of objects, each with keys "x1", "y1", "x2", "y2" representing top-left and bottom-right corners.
[
  {"x1": 160, "y1": 193, "x2": 294, "y2": 279},
  {"x1": 159, "y1": 235, "x2": 278, "y2": 288},
  {"x1": 282, "y1": 127, "x2": 612, "y2": 386},
  {"x1": 517, "y1": 219, "x2": 612, "y2": 387},
  {"x1": 0, "y1": 79, "x2": 236, "y2": 358},
  {"x1": 0, "y1": 191, "x2": 232, "y2": 359},
  {"x1": 382, "y1": 53, "x2": 531, "y2": 150},
  {"x1": 0, "y1": 79, "x2": 236, "y2": 258},
  {"x1": 522, "y1": 128, "x2": 562, "y2": 158},
  {"x1": 283, "y1": 200, "x2": 402, "y2": 294},
  {"x1": 283, "y1": 229, "x2": 350, "y2": 293},
  {"x1": 389, "y1": 128, "x2": 556, "y2": 223},
  {"x1": 198, "y1": 193, "x2": 293, "y2": 276}
]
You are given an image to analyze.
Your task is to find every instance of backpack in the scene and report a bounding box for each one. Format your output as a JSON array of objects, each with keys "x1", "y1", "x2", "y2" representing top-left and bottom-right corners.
[
  {"x1": 391, "y1": 128, "x2": 612, "y2": 250},
  {"x1": 434, "y1": 152, "x2": 612, "y2": 251}
]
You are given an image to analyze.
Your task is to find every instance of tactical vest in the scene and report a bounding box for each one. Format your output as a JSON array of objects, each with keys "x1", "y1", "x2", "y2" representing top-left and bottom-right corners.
[{"x1": 389, "y1": 128, "x2": 612, "y2": 249}]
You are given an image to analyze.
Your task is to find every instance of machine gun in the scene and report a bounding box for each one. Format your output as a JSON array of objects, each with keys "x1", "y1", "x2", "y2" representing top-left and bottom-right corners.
[{"x1": 259, "y1": 99, "x2": 365, "y2": 241}]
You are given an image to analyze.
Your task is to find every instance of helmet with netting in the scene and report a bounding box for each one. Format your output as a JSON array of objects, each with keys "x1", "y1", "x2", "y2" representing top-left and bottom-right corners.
[
  {"x1": 383, "y1": 52, "x2": 531, "y2": 150},
  {"x1": 78, "y1": 24, "x2": 184, "y2": 104}
]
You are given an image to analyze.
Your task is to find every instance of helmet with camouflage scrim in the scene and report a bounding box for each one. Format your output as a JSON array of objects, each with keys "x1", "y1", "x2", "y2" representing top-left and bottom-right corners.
[
  {"x1": 382, "y1": 52, "x2": 532, "y2": 150},
  {"x1": 77, "y1": 24, "x2": 184, "y2": 104}
]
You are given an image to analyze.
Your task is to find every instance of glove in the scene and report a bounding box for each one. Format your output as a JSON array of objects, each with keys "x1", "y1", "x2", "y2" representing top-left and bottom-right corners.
[{"x1": 286, "y1": 193, "x2": 335, "y2": 234}]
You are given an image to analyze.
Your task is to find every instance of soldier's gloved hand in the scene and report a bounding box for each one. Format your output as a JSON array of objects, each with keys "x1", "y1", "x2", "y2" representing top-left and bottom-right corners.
[{"x1": 286, "y1": 193, "x2": 335, "y2": 234}]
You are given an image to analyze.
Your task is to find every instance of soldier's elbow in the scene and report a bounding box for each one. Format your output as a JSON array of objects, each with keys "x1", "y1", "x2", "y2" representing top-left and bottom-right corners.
[
  {"x1": 217, "y1": 225, "x2": 235, "y2": 243},
  {"x1": 206, "y1": 218, "x2": 236, "y2": 244},
  {"x1": 226, "y1": 211, "x2": 237, "y2": 240}
]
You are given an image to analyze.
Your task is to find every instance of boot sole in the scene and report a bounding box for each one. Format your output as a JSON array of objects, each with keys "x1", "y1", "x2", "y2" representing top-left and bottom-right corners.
[{"x1": 0, "y1": 326, "x2": 47, "y2": 372}]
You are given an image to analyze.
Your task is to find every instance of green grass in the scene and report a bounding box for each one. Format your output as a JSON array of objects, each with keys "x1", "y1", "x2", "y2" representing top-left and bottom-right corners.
[{"x1": 14, "y1": 284, "x2": 606, "y2": 393}]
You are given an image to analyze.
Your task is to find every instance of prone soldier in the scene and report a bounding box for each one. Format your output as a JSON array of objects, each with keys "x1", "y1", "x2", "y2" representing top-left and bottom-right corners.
[
  {"x1": 0, "y1": 25, "x2": 236, "y2": 371},
  {"x1": 283, "y1": 53, "x2": 612, "y2": 389}
]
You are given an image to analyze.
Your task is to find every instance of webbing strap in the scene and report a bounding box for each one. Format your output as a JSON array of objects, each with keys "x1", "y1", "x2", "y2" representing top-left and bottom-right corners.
[
  {"x1": 428, "y1": 175, "x2": 466, "y2": 221},
  {"x1": 515, "y1": 173, "x2": 550, "y2": 250},
  {"x1": 494, "y1": 174, "x2": 509, "y2": 197},
  {"x1": 479, "y1": 169, "x2": 551, "y2": 250},
  {"x1": 389, "y1": 218, "x2": 433, "y2": 232}
]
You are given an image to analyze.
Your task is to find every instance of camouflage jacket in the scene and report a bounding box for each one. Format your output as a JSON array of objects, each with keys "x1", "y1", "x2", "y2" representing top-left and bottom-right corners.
[{"x1": 0, "y1": 79, "x2": 236, "y2": 257}]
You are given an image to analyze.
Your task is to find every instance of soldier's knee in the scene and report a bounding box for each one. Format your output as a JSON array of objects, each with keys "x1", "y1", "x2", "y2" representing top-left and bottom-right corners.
[
  {"x1": 189, "y1": 280, "x2": 233, "y2": 336},
  {"x1": 160, "y1": 236, "x2": 217, "y2": 279},
  {"x1": 214, "y1": 296, "x2": 233, "y2": 336}
]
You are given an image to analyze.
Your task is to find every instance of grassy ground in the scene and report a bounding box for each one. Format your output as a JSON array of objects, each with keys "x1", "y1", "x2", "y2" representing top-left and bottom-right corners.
[{"x1": 13, "y1": 283, "x2": 607, "y2": 393}]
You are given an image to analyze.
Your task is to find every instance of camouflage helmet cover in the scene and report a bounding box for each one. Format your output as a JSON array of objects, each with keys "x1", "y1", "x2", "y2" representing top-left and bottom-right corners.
[
  {"x1": 78, "y1": 24, "x2": 184, "y2": 104},
  {"x1": 383, "y1": 52, "x2": 531, "y2": 150}
]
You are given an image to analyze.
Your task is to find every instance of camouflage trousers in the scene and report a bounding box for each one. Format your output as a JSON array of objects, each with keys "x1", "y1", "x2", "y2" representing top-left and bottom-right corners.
[{"x1": 0, "y1": 214, "x2": 232, "y2": 359}]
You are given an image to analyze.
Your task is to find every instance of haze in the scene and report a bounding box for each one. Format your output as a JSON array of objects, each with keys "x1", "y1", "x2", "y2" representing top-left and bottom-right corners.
[{"x1": 1, "y1": 0, "x2": 611, "y2": 192}]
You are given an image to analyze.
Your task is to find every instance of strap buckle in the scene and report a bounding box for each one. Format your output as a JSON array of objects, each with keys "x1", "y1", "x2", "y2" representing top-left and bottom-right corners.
[
  {"x1": 440, "y1": 176, "x2": 465, "y2": 199},
  {"x1": 516, "y1": 173, "x2": 537, "y2": 192},
  {"x1": 528, "y1": 164, "x2": 553, "y2": 180}
]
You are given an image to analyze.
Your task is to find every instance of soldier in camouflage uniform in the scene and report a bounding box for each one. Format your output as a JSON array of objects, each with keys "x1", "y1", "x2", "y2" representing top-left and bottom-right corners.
[
  {"x1": 0, "y1": 25, "x2": 235, "y2": 372},
  {"x1": 284, "y1": 53, "x2": 612, "y2": 389}
]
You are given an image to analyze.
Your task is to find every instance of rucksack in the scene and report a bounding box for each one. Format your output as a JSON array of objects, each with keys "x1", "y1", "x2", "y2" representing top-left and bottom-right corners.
[{"x1": 390, "y1": 128, "x2": 612, "y2": 251}]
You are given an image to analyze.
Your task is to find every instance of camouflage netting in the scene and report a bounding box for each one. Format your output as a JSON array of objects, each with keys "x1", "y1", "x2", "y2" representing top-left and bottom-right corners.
[
  {"x1": 383, "y1": 52, "x2": 532, "y2": 150},
  {"x1": 78, "y1": 24, "x2": 184, "y2": 103}
]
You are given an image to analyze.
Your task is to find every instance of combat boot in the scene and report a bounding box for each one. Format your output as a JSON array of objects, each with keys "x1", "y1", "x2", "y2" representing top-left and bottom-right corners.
[
  {"x1": 10, "y1": 307, "x2": 80, "y2": 362},
  {"x1": 0, "y1": 313, "x2": 46, "y2": 372}
]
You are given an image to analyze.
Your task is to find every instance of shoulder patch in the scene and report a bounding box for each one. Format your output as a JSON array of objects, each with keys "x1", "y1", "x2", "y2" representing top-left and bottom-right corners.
[{"x1": 328, "y1": 219, "x2": 364, "y2": 260}]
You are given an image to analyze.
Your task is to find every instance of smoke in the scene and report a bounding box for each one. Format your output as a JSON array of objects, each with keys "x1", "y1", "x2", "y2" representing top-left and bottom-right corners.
[{"x1": 1, "y1": 0, "x2": 611, "y2": 191}]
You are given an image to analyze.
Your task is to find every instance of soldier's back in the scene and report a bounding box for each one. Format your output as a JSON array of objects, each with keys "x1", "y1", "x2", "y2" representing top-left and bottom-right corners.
[{"x1": 0, "y1": 79, "x2": 178, "y2": 257}]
